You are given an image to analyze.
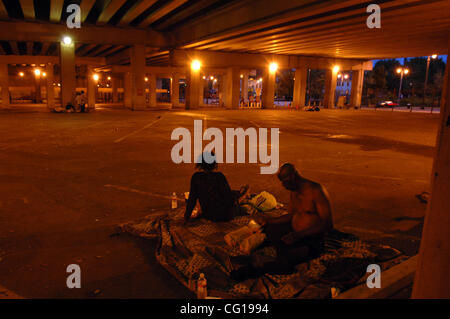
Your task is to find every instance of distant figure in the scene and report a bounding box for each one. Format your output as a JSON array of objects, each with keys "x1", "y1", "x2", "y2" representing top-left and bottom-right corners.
[
  {"x1": 74, "y1": 92, "x2": 83, "y2": 112},
  {"x1": 184, "y1": 152, "x2": 247, "y2": 223},
  {"x1": 231, "y1": 163, "x2": 333, "y2": 279},
  {"x1": 79, "y1": 91, "x2": 87, "y2": 112}
]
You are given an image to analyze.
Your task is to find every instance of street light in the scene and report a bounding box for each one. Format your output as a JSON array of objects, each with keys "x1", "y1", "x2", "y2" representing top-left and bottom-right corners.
[
  {"x1": 269, "y1": 62, "x2": 278, "y2": 73},
  {"x1": 424, "y1": 54, "x2": 438, "y2": 106},
  {"x1": 396, "y1": 67, "x2": 409, "y2": 109},
  {"x1": 62, "y1": 36, "x2": 72, "y2": 45},
  {"x1": 191, "y1": 60, "x2": 201, "y2": 71},
  {"x1": 333, "y1": 65, "x2": 340, "y2": 74}
]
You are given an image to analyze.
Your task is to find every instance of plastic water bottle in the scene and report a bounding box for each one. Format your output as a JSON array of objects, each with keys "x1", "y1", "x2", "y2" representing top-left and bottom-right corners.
[
  {"x1": 171, "y1": 192, "x2": 177, "y2": 209},
  {"x1": 197, "y1": 273, "x2": 207, "y2": 299}
]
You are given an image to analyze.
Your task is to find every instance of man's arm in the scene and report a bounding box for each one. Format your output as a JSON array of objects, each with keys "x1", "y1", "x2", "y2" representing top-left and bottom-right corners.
[
  {"x1": 291, "y1": 185, "x2": 332, "y2": 237},
  {"x1": 184, "y1": 174, "x2": 199, "y2": 222}
]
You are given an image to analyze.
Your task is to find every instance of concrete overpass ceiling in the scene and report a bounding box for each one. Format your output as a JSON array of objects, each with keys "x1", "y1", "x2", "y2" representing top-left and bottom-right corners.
[
  {"x1": 173, "y1": 0, "x2": 450, "y2": 59},
  {"x1": 0, "y1": 0, "x2": 448, "y2": 63},
  {"x1": 0, "y1": 0, "x2": 233, "y2": 65}
]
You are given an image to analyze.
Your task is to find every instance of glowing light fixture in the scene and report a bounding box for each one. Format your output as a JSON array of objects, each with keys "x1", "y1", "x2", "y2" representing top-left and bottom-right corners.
[
  {"x1": 62, "y1": 36, "x2": 72, "y2": 45},
  {"x1": 93, "y1": 74, "x2": 99, "y2": 81},
  {"x1": 107, "y1": 76, "x2": 111, "y2": 80},
  {"x1": 333, "y1": 65, "x2": 340, "y2": 74},
  {"x1": 210, "y1": 75, "x2": 214, "y2": 80},
  {"x1": 404, "y1": 69, "x2": 409, "y2": 75},
  {"x1": 269, "y1": 62, "x2": 278, "y2": 73},
  {"x1": 34, "y1": 69, "x2": 41, "y2": 76},
  {"x1": 202, "y1": 76, "x2": 206, "y2": 79},
  {"x1": 145, "y1": 77, "x2": 148, "y2": 82},
  {"x1": 240, "y1": 74, "x2": 243, "y2": 78},
  {"x1": 396, "y1": 68, "x2": 402, "y2": 74},
  {"x1": 19, "y1": 72, "x2": 24, "y2": 77},
  {"x1": 344, "y1": 74, "x2": 349, "y2": 80},
  {"x1": 431, "y1": 54, "x2": 438, "y2": 59},
  {"x1": 191, "y1": 59, "x2": 201, "y2": 71}
]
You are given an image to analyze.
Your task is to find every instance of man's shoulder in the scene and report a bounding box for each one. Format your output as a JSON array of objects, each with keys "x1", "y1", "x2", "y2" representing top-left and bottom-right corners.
[{"x1": 300, "y1": 178, "x2": 322, "y2": 191}]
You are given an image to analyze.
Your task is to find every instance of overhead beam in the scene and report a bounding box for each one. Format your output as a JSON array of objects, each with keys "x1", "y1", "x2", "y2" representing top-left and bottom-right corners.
[
  {"x1": 21, "y1": 0, "x2": 36, "y2": 20},
  {"x1": 119, "y1": 0, "x2": 158, "y2": 26},
  {"x1": 0, "y1": 55, "x2": 105, "y2": 66},
  {"x1": 0, "y1": 1, "x2": 8, "y2": 19},
  {"x1": 138, "y1": 0, "x2": 189, "y2": 27},
  {"x1": 50, "y1": 0, "x2": 64, "y2": 22},
  {"x1": 0, "y1": 20, "x2": 170, "y2": 47},
  {"x1": 97, "y1": 0, "x2": 128, "y2": 25},
  {"x1": 80, "y1": 0, "x2": 96, "y2": 23},
  {"x1": 169, "y1": 49, "x2": 370, "y2": 70}
]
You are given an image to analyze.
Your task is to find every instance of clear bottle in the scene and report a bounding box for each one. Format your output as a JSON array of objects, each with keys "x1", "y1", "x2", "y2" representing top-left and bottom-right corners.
[
  {"x1": 171, "y1": 192, "x2": 177, "y2": 209},
  {"x1": 197, "y1": 273, "x2": 207, "y2": 299}
]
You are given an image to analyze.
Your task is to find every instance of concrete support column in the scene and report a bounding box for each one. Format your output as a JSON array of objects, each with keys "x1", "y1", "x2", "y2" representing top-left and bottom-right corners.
[
  {"x1": 148, "y1": 73, "x2": 156, "y2": 107},
  {"x1": 130, "y1": 44, "x2": 146, "y2": 110},
  {"x1": 35, "y1": 72, "x2": 42, "y2": 103},
  {"x1": 185, "y1": 68, "x2": 201, "y2": 110},
  {"x1": 124, "y1": 72, "x2": 132, "y2": 109},
  {"x1": 224, "y1": 67, "x2": 240, "y2": 109},
  {"x1": 112, "y1": 76, "x2": 118, "y2": 103},
  {"x1": 171, "y1": 73, "x2": 180, "y2": 108},
  {"x1": 87, "y1": 65, "x2": 96, "y2": 109},
  {"x1": 218, "y1": 75, "x2": 224, "y2": 107},
  {"x1": 293, "y1": 67, "x2": 307, "y2": 108},
  {"x1": 0, "y1": 64, "x2": 9, "y2": 107},
  {"x1": 46, "y1": 63, "x2": 54, "y2": 109},
  {"x1": 350, "y1": 69, "x2": 364, "y2": 108},
  {"x1": 59, "y1": 41, "x2": 76, "y2": 108},
  {"x1": 262, "y1": 69, "x2": 276, "y2": 109},
  {"x1": 412, "y1": 56, "x2": 450, "y2": 299},
  {"x1": 324, "y1": 68, "x2": 338, "y2": 108},
  {"x1": 242, "y1": 70, "x2": 249, "y2": 103}
]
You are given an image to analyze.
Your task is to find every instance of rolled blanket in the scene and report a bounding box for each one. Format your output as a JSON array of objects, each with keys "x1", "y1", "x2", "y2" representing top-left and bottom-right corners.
[{"x1": 224, "y1": 220, "x2": 265, "y2": 254}]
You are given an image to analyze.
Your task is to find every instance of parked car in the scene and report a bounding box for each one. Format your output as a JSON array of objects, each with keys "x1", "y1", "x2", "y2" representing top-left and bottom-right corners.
[{"x1": 376, "y1": 100, "x2": 398, "y2": 108}]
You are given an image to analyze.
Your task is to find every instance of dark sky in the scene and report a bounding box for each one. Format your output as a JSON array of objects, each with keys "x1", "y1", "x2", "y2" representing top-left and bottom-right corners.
[{"x1": 372, "y1": 55, "x2": 448, "y2": 67}]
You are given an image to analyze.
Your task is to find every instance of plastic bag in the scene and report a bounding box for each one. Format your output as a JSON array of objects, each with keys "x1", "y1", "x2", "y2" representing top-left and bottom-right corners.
[{"x1": 249, "y1": 191, "x2": 277, "y2": 212}]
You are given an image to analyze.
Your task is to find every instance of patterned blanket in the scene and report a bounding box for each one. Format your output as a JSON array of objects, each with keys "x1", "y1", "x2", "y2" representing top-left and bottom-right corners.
[{"x1": 117, "y1": 208, "x2": 405, "y2": 299}]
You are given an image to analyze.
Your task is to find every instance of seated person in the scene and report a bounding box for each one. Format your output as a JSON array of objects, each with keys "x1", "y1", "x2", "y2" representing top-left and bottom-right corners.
[
  {"x1": 184, "y1": 152, "x2": 247, "y2": 223},
  {"x1": 232, "y1": 163, "x2": 333, "y2": 279}
]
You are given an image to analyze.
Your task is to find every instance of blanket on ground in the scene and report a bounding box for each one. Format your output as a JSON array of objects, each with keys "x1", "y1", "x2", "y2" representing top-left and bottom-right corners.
[{"x1": 117, "y1": 208, "x2": 405, "y2": 299}]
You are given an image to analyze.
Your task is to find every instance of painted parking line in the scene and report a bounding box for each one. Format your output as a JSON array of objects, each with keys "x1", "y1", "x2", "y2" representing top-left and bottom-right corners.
[
  {"x1": 304, "y1": 168, "x2": 429, "y2": 184},
  {"x1": 104, "y1": 184, "x2": 183, "y2": 200},
  {"x1": 113, "y1": 116, "x2": 162, "y2": 143}
]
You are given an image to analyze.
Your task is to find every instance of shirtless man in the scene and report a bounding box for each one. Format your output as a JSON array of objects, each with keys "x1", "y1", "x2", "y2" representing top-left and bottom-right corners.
[
  {"x1": 256, "y1": 162, "x2": 333, "y2": 239},
  {"x1": 231, "y1": 163, "x2": 333, "y2": 279}
]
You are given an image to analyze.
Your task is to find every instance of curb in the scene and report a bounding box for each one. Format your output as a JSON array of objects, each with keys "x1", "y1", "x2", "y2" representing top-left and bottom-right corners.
[{"x1": 336, "y1": 255, "x2": 418, "y2": 299}]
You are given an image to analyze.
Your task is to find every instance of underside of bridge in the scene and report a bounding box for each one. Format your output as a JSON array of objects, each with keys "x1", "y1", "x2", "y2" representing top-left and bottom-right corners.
[
  {"x1": 0, "y1": 0, "x2": 448, "y2": 110},
  {"x1": 0, "y1": 0, "x2": 449, "y2": 298}
]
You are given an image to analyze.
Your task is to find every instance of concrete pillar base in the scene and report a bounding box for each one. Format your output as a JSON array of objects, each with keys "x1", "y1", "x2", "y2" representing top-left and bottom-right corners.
[
  {"x1": 0, "y1": 64, "x2": 9, "y2": 108},
  {"x1": 324, "y1": 69, "x2": 337, "y2": 109}
]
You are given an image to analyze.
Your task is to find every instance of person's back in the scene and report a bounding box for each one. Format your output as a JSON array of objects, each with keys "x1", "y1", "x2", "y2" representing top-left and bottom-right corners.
[
  {"x1": 186, "y1": 171, "x2": 234, "y2": 222},
  {"x1": 185, "y1": 152, "x2": 236, "y2": 223}
]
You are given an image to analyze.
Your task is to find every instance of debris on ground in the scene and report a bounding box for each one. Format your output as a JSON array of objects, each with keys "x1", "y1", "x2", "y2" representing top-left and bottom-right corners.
[{"x1": 415, "y1": 191, "x2": 430, "y2": 204}]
